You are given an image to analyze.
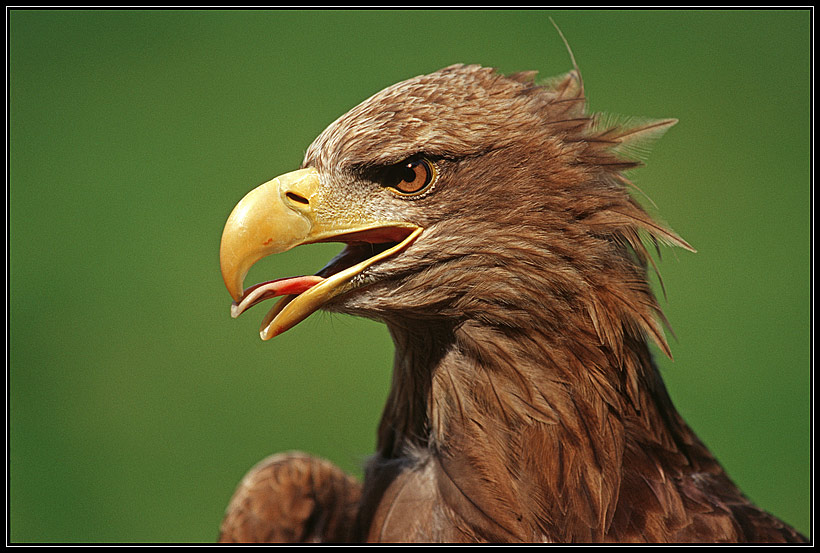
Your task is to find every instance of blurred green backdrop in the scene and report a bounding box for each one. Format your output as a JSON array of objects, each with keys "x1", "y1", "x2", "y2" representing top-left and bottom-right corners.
[{"x1": 9, "y1": 9, "x2": 810, "y2": 542}]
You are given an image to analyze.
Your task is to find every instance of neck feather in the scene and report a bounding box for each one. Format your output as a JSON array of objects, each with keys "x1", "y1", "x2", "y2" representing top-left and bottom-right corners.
[{"x1": 375, "y1": 280, "x2": 719, "y2": 540}]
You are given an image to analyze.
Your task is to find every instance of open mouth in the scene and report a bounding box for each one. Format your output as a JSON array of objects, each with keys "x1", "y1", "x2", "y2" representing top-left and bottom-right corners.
[
  {"x1": 228, "y1": 226, "x2": 422, "y2": 339},
  {"x1": 219, "y1": 167, "x2": 424, "y2": 340}
]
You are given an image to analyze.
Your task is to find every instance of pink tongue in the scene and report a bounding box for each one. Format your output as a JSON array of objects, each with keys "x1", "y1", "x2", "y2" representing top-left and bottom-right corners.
[
  {"x1": 261, "y1": 275, "x2": 324, "y2": 296},
  {"x1": 231, "y1": 275, "x2": 324, "y2": 319}
]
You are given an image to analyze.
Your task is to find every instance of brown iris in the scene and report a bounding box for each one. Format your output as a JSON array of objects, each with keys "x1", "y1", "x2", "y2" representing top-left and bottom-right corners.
[{"x1": 386, "y1": 157, "x2": 437, "y2": 196}]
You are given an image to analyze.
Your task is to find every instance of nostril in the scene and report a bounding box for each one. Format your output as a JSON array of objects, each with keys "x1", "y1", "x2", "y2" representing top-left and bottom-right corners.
[{"x1": 286, "y1": 192, "x2": 309, "y2": 205}]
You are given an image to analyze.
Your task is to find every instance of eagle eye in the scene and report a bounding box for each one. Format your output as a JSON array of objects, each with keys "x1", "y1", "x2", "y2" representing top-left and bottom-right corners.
[{"x1": 385, "y1": 157, "x2": 437, "y2": 196}]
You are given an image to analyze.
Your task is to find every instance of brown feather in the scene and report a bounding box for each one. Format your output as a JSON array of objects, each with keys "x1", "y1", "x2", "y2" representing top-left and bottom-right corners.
[{"x1": 219, "y1": 452, "x2": 361, "y2": 542}]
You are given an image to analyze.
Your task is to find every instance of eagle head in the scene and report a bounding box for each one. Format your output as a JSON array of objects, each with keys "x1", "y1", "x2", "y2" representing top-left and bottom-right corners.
[{"x1": 219, "y1": 63, "x2": 688, "y2": 345}]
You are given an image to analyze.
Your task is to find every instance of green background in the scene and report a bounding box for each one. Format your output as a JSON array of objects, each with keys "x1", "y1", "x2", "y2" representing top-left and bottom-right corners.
[{"x1": 9, "y1": 9, "x2": 810, "y2": 542}]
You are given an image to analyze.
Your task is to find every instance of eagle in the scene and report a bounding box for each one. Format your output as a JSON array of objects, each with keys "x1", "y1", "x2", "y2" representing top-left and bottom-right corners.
[{"x1": 216, "y1": 60, "x2": 807, "y2": 543}]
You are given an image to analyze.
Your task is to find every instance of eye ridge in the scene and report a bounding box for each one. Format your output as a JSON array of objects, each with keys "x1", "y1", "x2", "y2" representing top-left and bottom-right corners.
[{"x1": 386, "y1": 157, "x2": 437, "y2": 196}]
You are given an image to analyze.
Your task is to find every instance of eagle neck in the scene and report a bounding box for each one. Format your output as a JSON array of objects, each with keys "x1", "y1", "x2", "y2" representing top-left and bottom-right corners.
[{"x1": 376, "y1": 313, "x2": 710, "y2": 540}]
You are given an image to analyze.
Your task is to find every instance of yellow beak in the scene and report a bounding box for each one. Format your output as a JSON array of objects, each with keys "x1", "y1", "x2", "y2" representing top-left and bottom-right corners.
[{"x1": 219, "y1": 167, "x2": 421, "y2": 340}]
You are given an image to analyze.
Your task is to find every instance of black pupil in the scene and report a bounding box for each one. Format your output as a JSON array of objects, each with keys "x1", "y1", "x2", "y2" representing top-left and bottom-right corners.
[{"x1": 401, "y1": 162, "x2": 418, "y2": 184}]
